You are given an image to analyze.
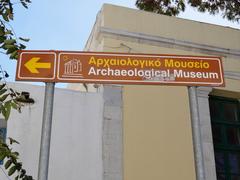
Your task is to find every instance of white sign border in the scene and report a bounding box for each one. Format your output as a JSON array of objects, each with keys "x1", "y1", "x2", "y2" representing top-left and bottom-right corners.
[
  {"x1": 57, "y1": 52, "x2": 224, "y2": 86},
  {"x1": 18, "y1": 51, "x2": 57, "y2": 80}
]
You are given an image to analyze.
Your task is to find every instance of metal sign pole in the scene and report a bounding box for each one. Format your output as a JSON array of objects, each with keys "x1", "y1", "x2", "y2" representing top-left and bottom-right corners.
[
  {"x1": 188, "y1": 86, "x2": 205, "y2": 180},
  {"x1": 38, "y1": 82, "x2": 55, "y2": 180}
]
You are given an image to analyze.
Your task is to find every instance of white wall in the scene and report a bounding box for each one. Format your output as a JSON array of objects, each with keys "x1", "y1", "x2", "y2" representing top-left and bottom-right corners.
[{"x1": 0, "y1": 83, "x2": 104, "y2": 180}]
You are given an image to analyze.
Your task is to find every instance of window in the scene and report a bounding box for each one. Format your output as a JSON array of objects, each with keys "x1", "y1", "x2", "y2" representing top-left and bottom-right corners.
[
  {"x1": 0, "y1": 119, "x2": 7, "y2": 165},
  {"x1": 209, "y1": 96, "x2": 240, "y2": 180}
]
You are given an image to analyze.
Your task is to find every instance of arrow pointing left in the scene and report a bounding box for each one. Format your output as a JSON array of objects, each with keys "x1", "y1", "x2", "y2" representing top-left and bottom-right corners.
[{"x1": 24, "y1": 57, "x2": 51, "y2": 73}]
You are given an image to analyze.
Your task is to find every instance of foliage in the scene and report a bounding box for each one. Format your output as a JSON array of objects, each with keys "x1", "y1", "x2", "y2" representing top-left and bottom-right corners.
[
  {"x1": 0, "y1": 79, "x2": 34, "y2": 179},
  {"x1": 0, "y1": 0, "x2": 31, "y2": 59},
  {"x1": 0, "y1": 0, "x2": 33, "y2": 179},
  {"x1": 0, "y1": 138, "x2": 34, "y2": 180},
  {"x1": 0, "y1": 82, "x2": 22, "y2": 121},
  {"x1": 0, "y1": 77, "x2": 35, "y2": 179},
  {"x1": 136, "y1": 0, "x2": 240, "y2": 22}
]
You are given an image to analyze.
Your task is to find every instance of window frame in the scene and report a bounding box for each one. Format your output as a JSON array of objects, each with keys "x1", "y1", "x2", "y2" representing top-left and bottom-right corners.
[{"x1": 209, "y1": 95, "x2": 240, "y2": 180}]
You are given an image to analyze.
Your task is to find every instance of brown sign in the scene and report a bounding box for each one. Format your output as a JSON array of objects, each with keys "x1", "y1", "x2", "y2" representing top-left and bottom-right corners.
[
  {"x1": 16, "y1": 50, "x2": 225, "y2": 87},
  {"x1": 16, "y1": 51, "x2": 56, "y2": 81}
]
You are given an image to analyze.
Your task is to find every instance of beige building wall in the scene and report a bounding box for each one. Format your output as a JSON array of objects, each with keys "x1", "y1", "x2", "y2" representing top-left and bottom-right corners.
[
  {"x1": 101, "y1": 39, "x2": 197, "y2": 180},
  {"x1": 69, "y1": 3, "x2": 240, "y2": 180},
  {"x1": 123, "y1": 85, "x2": 195, "y2": 180}
]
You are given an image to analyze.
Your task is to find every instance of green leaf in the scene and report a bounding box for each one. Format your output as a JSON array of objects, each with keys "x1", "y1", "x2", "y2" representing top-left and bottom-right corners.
[
  {"x1": 10, "y1": 50, "x2": 18, "y2": 59},
  {"x1": 4, "y1": 44, "x2": 15, "y2": 49},
  {"x1": 6, "y1": 8, "x2": 11, "y2": 15},
  {"x1": 0, "y1": 27, "x2": 4, "y2": 36},
  {"x1": 2, "y1": 13, "x2": 9, "y2": 22},
  {"x1": 9, "y1": 153, "x2": 18, "y2": 161},
  {"x1": 0, "y1": 83, "x2": 6, "y2": 90},
  {"x1": 11, "y1": 102, "x2": 19, "y2": 110},
  {"x1": 8, "y1": 165, "x2": 17, "y2": 176},
  {"x1": 2, "y1": 101, "x2": 11, "y2": 120},
  {"x1": 9, "y1": 138, "x2": 20, "y2": 145},
  {"x1": 9, "y1": 88, "x2": 15, "y2": 94},
  {"x1": 28, "y1": 176, "x2": 33, "y2": 180},
  {"x1": 1, "y1": 44, "x2": 8, "y2": 50},
  {"x1": 20, "y1": 169, "x2": 26, "y2": 178},
  {"x1": 4, "y1": 159, "x2": 12, "y2": 169},
  {"x1": 15, "y1": 175, "x2": 19, "y2": 180},
  {"x1": 12, "y1": 100, "x2": 22, "y2": 113},
  {"x1": 7, "y1": 46, "x2": 18, "y2": 54},
  {"x1": 0, "y1": 93, "x2": 9, "y2": 101},
  {"x1": 20, "y1": 1, "x2": 29, "y2": 9},
  {"x1": 0, "y1": 143, "x2": 9, "y2": 149},
  {"x1": 5, "y1": 102, "x2": 11, "y2": 120},
  {"x1": 4, "y1": 39, "x2": 16, "y2": 45},
  {"x1": 2, "y1": 108, "x2": 7, "y2": 120},
  {"x1": 0, "y1": 36, "x2": 6, "y2": 43},
  {"x1": 9, "y1": 13, "x2": 13, "y2": 20},
  {"x1": 15, "y1": 162, "x2": 22, "y2": 170},
  {"x1": 19, "y1": 37, "x2": 30, "y2": 42},
  {"x1": 20, "y1": 43, "x2": 26, "y2": 49},
  {"x1": 0, "y1": 88, "x2": 7, "y2": 96},
  {"x1": 15, "y1": 91, "x2": 20, "y2": 96},
  {"x1": 0, "y1": 153, "x2": 6, "y2": 161},
  {"x1": 24, "y1": 176, "x2": 33, "y2": 180},
  {"x1": 5, "y1": 30, "x2": 13, "y2": 35},
  {"x1": 12, "y1": 152, "x2": 20, "y2": 157},
  {"x1": 5, "y1": 100, "x2": 11, "y2": 106}
]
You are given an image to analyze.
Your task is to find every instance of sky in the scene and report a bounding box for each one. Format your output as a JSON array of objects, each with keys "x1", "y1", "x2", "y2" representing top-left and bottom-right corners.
[{"x1": 1, "y1": 0, "x2": 239, "y2": 87}]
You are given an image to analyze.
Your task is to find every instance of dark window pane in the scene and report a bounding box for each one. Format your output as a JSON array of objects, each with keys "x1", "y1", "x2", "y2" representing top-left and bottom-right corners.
[
  {"x1": 215, "y1": 152, "x2": 225, "y2": 173},
  {"x1": 210, "y1": 96, "x2": 240, "y2": 180},
  {"x1": 210, "y1": 100, "x2": 221, "y2": 120},
  {"x1": 231, "y1": 175, "x2": 240, "y2": 180},
  {"x1": 212, "y1": 124, "x2": 223, "y2": 144},
  {"x1": 0, "y1": 128, "x2": 6, "y2": 142},
  {"x1": 229, "y1": 153, "x2": 240, "y2": 174},
  {"x1": 0, "y1": 128, "x2": 6, "y2": 165},
  {"x1": 227, "y1": 127, "x2": 240, "y2": 145},
  {"x1": 223, "y1": 103, "x2": 238, "y2": 122},
  {"x1": 217, "y1": 173, "x2": 227, "y2": 180}
]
